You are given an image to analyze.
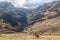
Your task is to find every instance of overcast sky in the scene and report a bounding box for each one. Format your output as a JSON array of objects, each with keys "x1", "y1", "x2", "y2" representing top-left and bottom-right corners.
[{"x1": 0, "y1": 0, "x2": 57, "y2": 8}]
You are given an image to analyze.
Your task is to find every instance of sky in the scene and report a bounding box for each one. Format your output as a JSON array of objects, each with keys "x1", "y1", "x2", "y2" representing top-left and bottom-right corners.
[{"x1": 0, "y1": 0, "x2": 57, "y2": 8}]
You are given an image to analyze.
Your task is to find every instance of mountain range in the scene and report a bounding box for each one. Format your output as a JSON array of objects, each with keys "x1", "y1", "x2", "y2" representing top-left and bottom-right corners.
[
  {"x1": 0, "y1": 0, "x2": 60, "y2": 34},
  {"x1": 24, "y1": 1, "x2": 60, "y2": 34}
]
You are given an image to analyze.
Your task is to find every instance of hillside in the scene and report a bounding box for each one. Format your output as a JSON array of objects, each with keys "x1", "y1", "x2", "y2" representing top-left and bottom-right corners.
[
  {"x1": 24, "y1": 1, "x2": 60, "y2": 34},
  {"x1": 24, "y1": 15, "x2": 60, "y2": 34},
  {"x1": 0, "y1": 1, "x2": 28, "y2": 32},
  {"x1": 0, "y1": 1, "x2": 60, "y2": 34},
  {"x1": 0, "y1": 0, "x2": 60, "y2": 40}
]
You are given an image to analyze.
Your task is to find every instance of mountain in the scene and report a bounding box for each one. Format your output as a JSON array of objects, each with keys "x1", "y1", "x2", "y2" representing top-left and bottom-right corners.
[
  {"x1": 0, "y1": 1, "x2": 29, "y2": 32},
  {"x1": 24, "y1": 1, "x2": 60, "y2": 34},
  {"x1": 24, "y1": 16, "x2": 60, "y2": 34},
  {"x1": 25, "y1": 1, "x2": 59, "y2": 25},
  {"x1": 29, "y1": 1, "x2": 57, "y2": 13},
  {"x1": 0, "y1": 1, "x2": 47, "y2": 32},
  {"x1": 0, "y1": 1, "x2": 60, "y2": 34}
]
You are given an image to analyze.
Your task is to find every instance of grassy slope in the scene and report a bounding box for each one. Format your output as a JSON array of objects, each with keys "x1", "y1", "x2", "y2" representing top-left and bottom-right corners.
[{"x1": 24, "y1": 16, "x2": 60, "y2": 34}]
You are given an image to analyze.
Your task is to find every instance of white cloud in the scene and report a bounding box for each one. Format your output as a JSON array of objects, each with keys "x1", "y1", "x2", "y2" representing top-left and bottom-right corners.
[
  {"x1": 0, "y1": 0, "x2": 8, "y2": 1},
  {"x1": 26, "y1": 0, "x2": 42, "y2": 4},
  {"x1": 26, "y1": 0, "x2": 56, "y2": 4},
  {"x1": 0, "y1": 0, "x2": 6, "y2": 1},
  {"x1": 24, "y1": 0, "x2": 56, "y2": 8},
  {"x1": 0, "y1": 0, "x2": 26, "y2": 7},
  {"x1": 0, "y1": 0, "x2": 57, "y2": 8},
  {"x1": 11, "y1": 0, "x2": 26, "y2": 7}
]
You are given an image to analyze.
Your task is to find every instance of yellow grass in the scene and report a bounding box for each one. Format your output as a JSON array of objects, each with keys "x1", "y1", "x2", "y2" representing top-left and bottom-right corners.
[{"x1": 0, "y1": 33, "x2": 60, "y2": 40}]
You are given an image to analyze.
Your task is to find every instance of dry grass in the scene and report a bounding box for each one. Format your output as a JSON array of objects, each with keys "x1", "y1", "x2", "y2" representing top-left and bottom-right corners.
[
  {"x1": 24, "y1": 16, "x2": 60, "y2": 34},
  {"x1": 0, "y1": 33, "x2": 60, "y2": 40}
]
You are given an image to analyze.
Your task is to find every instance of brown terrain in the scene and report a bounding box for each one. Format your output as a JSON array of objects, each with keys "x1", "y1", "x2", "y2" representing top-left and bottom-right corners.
[{"x1": 0, "y1": 0, "x2": 60, "y2": 40}]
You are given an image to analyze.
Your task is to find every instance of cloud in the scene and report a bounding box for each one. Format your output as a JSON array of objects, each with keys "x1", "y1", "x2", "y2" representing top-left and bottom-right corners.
[
  {"x1": 11, "y1": 0, "x2": 26, "y2": 7},
  {"x1": 26, "y1": 0, "x2": 42, "y2": 4},
  {"x1": 0, "y1": 0, "x2": 57, "y2": 8},
  {"x1": 24, "y1": 0, "x2": 56, "y2": 8},
  {"x1": 0, "y1": 0, "x2": 8, "y2": 1},
  {"x1": 0, "y1": 0, "x2": 26, "y2": 7}
]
